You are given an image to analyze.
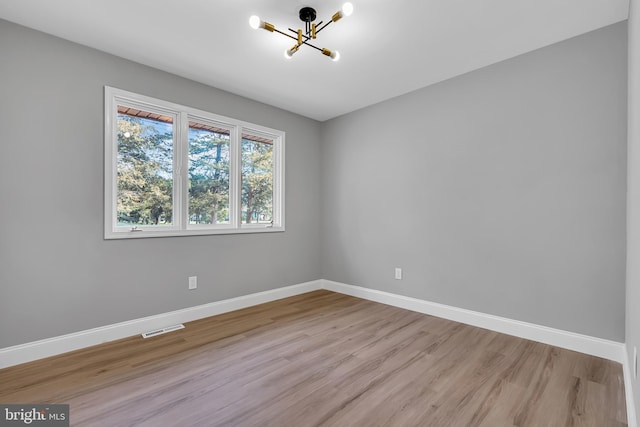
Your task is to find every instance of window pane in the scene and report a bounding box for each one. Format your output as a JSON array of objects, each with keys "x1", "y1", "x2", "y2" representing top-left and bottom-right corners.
[
  {"x1": 188, "y1": 121, "x2": 230, "y2": 224},
  {"x1": 116, "y1": 106, "x2": 174, "y2": 226},
  {"x1": 241, "y1": 133, "x2": 273, "y2": 224}
]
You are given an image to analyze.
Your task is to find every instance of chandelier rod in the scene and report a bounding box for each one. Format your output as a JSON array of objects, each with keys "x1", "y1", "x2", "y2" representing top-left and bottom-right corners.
[
  {"x1": 286, "y1": 28, "x2": 324, "y2": 52},
  {"x1": 314, "y1": 19, "x2": 334, "y2": 35},
  {"x1": 272, "y1": 27, "x2": 323, "y2": 51}
]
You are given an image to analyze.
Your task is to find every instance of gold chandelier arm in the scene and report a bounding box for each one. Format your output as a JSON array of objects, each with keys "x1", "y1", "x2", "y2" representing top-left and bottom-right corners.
[{"x1": 321, "y1": 48, "x2": 340, "y2": 61}]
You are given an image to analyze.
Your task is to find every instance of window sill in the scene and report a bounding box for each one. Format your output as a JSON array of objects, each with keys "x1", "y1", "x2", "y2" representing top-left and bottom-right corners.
[{"x1": 104, "y1": 226, "x2": 285, "y2": 240}]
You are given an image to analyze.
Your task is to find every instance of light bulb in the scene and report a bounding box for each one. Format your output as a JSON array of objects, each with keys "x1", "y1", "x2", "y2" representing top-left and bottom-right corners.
[
  {"x1": 342, "y1": 2, "x2": 354, "y2": 17},
  {"x1": 249, "y1": 15, "x2": 261, "y2": 29},
  {"x1": 285, "y1": 44, "x2": 299, "y2": 59},
  {"x1": 322, "y1": 48, "x2": 340, "y2": 61}
]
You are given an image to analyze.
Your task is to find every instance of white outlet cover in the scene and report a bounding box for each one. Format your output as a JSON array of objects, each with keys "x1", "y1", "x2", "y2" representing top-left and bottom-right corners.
[{"x1": 188, "y1": 276, "x2": 197, "y2": 290}]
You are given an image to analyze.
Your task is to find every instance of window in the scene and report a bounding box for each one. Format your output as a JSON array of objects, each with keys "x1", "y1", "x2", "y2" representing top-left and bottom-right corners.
[
  {"x1": 104, "y1": 87, "x2": 284, "y2": 239},
  {"x1": 242, "y1": 132, "x2": 275, "y2": 225}
]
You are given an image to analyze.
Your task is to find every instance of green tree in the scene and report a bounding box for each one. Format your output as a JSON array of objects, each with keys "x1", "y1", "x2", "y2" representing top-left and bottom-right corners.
[
  {"x1": 242, "y1": 139, "x2": 273, "y2": 224},
  {"x1": 116, "y1": 115, "x2": 173, "y2": 225},
  {"x1": 188, "y1": 129, "x2": 230, "y2": 224}
]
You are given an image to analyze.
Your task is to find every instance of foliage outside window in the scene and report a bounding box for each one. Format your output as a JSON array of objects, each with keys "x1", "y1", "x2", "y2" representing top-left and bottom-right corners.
[{"x1": 104, "y1": 87, "x2": 284, "y2": 239}]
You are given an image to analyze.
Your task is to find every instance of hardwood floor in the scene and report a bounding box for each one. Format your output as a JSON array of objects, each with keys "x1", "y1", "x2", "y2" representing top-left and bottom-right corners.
[{"x1": 0, "y1": 290, "x2": 627, "y2": 426}]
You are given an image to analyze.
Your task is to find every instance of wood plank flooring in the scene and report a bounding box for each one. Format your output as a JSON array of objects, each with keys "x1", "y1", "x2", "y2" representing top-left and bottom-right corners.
[{"x1": 0, "y1": 290, "x2": 627, "y2": 426}]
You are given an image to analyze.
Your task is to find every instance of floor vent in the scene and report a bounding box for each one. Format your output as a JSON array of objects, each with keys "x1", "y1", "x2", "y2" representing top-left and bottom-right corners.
[{"x1": 141, "y1": 324, "x2": 185, "y2": 339}]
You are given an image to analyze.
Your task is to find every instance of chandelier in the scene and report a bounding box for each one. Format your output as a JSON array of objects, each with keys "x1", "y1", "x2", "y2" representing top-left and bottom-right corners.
[{"x1": 249, "y1": 3, "x2": 354, "y2": 61}]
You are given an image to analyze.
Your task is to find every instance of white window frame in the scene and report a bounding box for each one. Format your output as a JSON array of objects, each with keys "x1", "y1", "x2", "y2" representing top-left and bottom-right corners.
[{"x1": 104, "y1": 86, "x2": 285, "y2": 239}]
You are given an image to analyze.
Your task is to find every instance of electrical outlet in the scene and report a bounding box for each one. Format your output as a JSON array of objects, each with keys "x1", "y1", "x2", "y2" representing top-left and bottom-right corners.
[
  {"x1": 188, "y1": 276, "x2": 197, "y2": 290},
  {"x1": 394, "y1": 268, "x2": 402, "y2": 280}
]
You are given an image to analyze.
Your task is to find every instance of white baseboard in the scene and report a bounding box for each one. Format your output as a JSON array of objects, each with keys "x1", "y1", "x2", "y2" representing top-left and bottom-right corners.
[
  {"x1": 624, "y1": 346, "x2": 639, "y2": 427},
  {"x1": 0, "y1": 279, "x2": 626, "y2": 369},
  {"x1": 0, "y1": 280, "x2": 322, "y2": 369},
  {"x1": 322, "y1": 280, "x2": 625, "y2": 363}
]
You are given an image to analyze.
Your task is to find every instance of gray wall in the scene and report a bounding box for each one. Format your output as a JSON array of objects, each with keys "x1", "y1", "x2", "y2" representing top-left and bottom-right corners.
[
  {"x1": 0, "y1": 19, "x2": 322, "y2": 348},
  {"x1": 0, "y1": 18, "x2": 629, "y2": 349},
  {"x1": 627, "y1": 0, "x2": 640, "y2": 419},
  {"x1": 320, "y1": 23, "x2": 627, "y2": 341}
]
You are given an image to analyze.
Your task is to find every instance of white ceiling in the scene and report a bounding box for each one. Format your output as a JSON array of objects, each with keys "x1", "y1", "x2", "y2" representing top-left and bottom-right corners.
[{"x1": 0, "y1": 0, "x2": 630, "y2": 121}]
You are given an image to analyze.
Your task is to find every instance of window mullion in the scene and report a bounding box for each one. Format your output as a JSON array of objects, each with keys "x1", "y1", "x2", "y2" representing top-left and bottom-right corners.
[
  {"x1": 178, "y1": 112, "x2": 189, "y2": 230},
  {"x1": 230, "y1": 126, "x2": 241, "y2": 228}
]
